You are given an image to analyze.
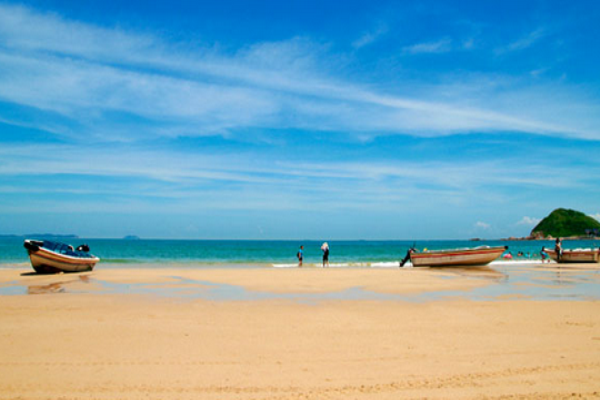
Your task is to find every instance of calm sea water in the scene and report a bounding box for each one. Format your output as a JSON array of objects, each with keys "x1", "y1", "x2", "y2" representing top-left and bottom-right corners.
[
  {"x1": 2, "y1": 237, "x2": 599, "y2": 268},
  {"x1": 3, "y1": 237, "x2": 600, "y2": 300}
]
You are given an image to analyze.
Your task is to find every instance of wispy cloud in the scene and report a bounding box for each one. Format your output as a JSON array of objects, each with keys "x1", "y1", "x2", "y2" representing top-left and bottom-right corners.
[
  {"x1": 0, "y1": 4, "x2": 599, "y2": 144},
  {"x1": 517, "y1": 216, "x2": 541, "y2": 226},
  {"x1": 0, "y1": 141, "x2": 591, "y2": 208},
  {"x1": 352, "y1": 24, "x2": 388, "y2": 48},
  {"x1": 474, "y1": 221, "x2": 491, "y2": 229},
  {"x1": 402, "y1": 38, "x2": 452, "y2": 54},
  {"x1": 591, "y1": 213, "x2": 600, "y2": 222},
  {"x1": 0, "y1": 136, "x2": 597, "y2": 238},
  {"x1": 496, "y1": 28, "x2": 548, "y2": 54}
]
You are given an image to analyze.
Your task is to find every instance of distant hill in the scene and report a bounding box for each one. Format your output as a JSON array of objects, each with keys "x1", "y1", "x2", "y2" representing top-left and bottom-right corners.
[
  {"x1": 0, "y1": 234, "x2": 79, "y2": 239},
  {"x1": 122, "y1": 235, "x2": 141, "y2": 240},
  {"x1": 531, "y1": 208, "x2": 600, "y2": 238}
]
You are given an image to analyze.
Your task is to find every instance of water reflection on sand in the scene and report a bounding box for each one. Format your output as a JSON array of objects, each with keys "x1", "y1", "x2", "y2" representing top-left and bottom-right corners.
[{"x1": 0, "y1": 262, "x2": 598, "y2": 301}]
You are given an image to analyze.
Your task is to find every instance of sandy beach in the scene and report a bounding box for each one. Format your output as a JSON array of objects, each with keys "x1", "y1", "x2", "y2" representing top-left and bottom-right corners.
[{"x1": 1, "y1": 267, "x2": 600, "y2": 399}]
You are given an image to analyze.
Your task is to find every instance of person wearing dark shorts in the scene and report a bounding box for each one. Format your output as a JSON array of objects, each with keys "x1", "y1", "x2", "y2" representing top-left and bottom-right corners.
[
  {"x1": 554, "y1": 238, "x2": 562, "y2": 261},
  {"x1": 321, "y1": 242, "x2": 329, "y2": 267},
  {"x1": 297, "y1": 245, "x2": 304, "y2": 267}
]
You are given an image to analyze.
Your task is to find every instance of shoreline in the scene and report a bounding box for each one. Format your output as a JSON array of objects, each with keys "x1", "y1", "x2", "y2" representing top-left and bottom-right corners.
[
  {"x1": 2, "y1": 262, "x2": 600, "y2": 301},
  {"x1": 0, "y1": 258, "x2": 565, "y2": 270},
  {"x1": 0, "y1": 267, "x2": 495, "y2": 298}
]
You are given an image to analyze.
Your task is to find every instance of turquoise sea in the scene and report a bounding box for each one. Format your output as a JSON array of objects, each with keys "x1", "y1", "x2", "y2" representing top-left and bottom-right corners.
[
  {"x1": 2, "y1": 237, "x2": 600, "y2": 300},
  {"x1": 2, "y1": 237, "x2": 599, "y2": 268}
]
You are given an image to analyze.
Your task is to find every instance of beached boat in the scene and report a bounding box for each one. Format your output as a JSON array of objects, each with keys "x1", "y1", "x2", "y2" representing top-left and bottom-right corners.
[
  {"x1": 545, "y1": 248, "x2": 600, "y2": 263},
  {"x1": 24, "y1": 239, "x2": 100, "y2": 273},
  {"x1": 408, "y1": 246, "x2": 508, "y2": 267}
]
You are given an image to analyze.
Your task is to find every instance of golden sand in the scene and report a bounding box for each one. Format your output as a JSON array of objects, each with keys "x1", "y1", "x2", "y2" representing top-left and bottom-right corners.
[{"x1": 1, "y1": 267, "x2": 599, "y2": 399}]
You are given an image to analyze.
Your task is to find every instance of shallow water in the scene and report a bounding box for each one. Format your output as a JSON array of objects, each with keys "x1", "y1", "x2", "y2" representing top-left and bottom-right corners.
[{"x1": 1, "y1": 261, "x2": 599, "y2": 302}]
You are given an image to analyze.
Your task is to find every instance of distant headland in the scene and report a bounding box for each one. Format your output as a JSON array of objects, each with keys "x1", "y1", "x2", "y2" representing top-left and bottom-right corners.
[
  {"x1": 0, "y1": 234, "x2": 79, "y2": 239},
  {"x1": 532, "y1": 208, "x2": 599, "y2": 238},
  {"x1": 0, "y1": 234, "x2": 143, "y2": 241},
  {"x1": 501, "y1": 208, "x2": 600, "y2": 241}
]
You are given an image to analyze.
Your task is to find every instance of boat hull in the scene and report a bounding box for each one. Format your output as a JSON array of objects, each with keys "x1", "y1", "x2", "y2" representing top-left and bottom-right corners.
[
  {"x1": 410, "y1": 246, "x2": 507, "y2": 267},
  {"x1": 546, "y1": 249, "x2": 600, "y2": 264},
  {"x1": 25, "y1": 240, "x2": 99, "y2": 273}
]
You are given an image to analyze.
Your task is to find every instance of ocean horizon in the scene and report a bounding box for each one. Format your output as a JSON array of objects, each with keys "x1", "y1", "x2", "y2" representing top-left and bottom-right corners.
[{"x1": 4, "y1": 237, "x2": 599, "y2": 268}]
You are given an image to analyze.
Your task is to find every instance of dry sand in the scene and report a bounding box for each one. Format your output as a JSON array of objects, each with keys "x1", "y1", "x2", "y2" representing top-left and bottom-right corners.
[{"x1": 1, "y1": 267, "x2": 600, "y2": 399}]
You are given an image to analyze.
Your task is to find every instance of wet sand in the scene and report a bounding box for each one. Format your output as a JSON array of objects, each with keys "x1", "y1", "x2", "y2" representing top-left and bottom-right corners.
[
  {"x1": 1, "y1": 267, "x2": 600, "y2": 399},
  {"x1": 0, "y1": 267, "x2": 498, "y2": 296}
]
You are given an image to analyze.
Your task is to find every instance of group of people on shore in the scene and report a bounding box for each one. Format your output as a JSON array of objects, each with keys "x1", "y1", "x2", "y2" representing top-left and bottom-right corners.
[
  {"x1": 296, "y1": 238, "x2": 595, "y2": 267},
  {"x1": 297, "y1": 243, "x2": 329, "y2": 267},
  {"x1": 499, "y1": 239, "x2": 564, "y2": 262},
  {"x1": 497, "y1": 238, "x2": 566, "y2": 263}
]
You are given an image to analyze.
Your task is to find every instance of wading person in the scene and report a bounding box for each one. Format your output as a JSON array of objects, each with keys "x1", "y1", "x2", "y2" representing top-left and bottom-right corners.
[
  {"x1": 297, "y1": 245, "x2": 304, "y2": 267},
  {"x1": 321, "y1": 242, "x2": 329, "y2": 267},
  {"x1": 540, "y1": 247, "x2": 549, "y2": 263},
  {"x1": 554, "y1": 238, "x2": 562, "y2": 262}
]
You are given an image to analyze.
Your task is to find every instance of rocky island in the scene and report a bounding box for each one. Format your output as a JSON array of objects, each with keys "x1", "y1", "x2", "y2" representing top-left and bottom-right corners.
[{"x1": 530, "y1": 208, "x2": 600, "y2": 239}]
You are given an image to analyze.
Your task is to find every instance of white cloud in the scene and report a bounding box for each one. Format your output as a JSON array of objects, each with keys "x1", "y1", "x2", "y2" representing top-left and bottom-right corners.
[
  {"x1": 403, "y1": 38, "x2": 452, "y2": 54},
  {"x1": 0, "y1": 139, "x2": 597, "y2": 222},
  {"x1": 501, "y1": 28, "x2": 548, "y2": 53},
  {"x1": 591, "y1": 213, "x2": 600, "y2": 222},
  {"x1": 462, "y1": 38, "x2": 475, "y2": 50},
  {"x1": 352, "y1": 24, "x2": 388, "y2": 48},
  {"x1": 475, "y1": 221, "x2": 491, "y2": 229},
  {"x1": 0, "y1": 4, "x2": 599, "y2": 142},
  {"x1": 517, "y1": 216, "x2": 541, "y2": 226},
  {"x1": 0, "y1": 140, "x2": 592, "y2": 199}
]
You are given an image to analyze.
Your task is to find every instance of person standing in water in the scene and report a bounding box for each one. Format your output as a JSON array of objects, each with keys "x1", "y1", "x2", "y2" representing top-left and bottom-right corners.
[
  {"x1": 297, "y1": 245, "x2": 304, "y2": 267},
  {"x1": 321, "y1": 242, "x2": 329, "y2": 267},
  {"x1": 540, "y1": 246, "x2": 549, "y2": 263},
  {"x1": 555, "y1": 238, "x2": 562, "y2": 261}
]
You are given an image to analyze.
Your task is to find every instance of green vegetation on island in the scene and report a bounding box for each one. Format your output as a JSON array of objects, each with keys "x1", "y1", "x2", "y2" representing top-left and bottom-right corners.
[{"x1": 531, "y1": 208, "x2": 600, "y2": 239}]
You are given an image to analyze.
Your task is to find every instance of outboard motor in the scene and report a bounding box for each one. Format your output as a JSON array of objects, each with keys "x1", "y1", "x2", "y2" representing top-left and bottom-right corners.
[
  {"x1": 399, "y1": 246, "x2": 417, "y2": 267},
  {"x1": 24, "y1": 240, "x2": 43, "y2": 252},
  {"x1": 76, "y1": 244, "x2": 90, "y2": 252}
]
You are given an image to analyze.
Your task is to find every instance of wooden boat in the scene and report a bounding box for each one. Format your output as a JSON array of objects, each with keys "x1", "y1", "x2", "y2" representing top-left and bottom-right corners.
[
  {"x1": 545, "y1": 248, "x2": 600, "y2": 263},
  {"x1": 409, "y1": 246, "x2": 508, "y2": 267},
  {"x1": 24, "y1": 239, "x2": 100, "y2": 273}
]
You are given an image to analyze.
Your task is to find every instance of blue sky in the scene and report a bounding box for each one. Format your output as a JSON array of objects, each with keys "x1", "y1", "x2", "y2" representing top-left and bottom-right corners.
[{"x1": 0, "y1": 0, "x2": 599, "y2": 239}]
